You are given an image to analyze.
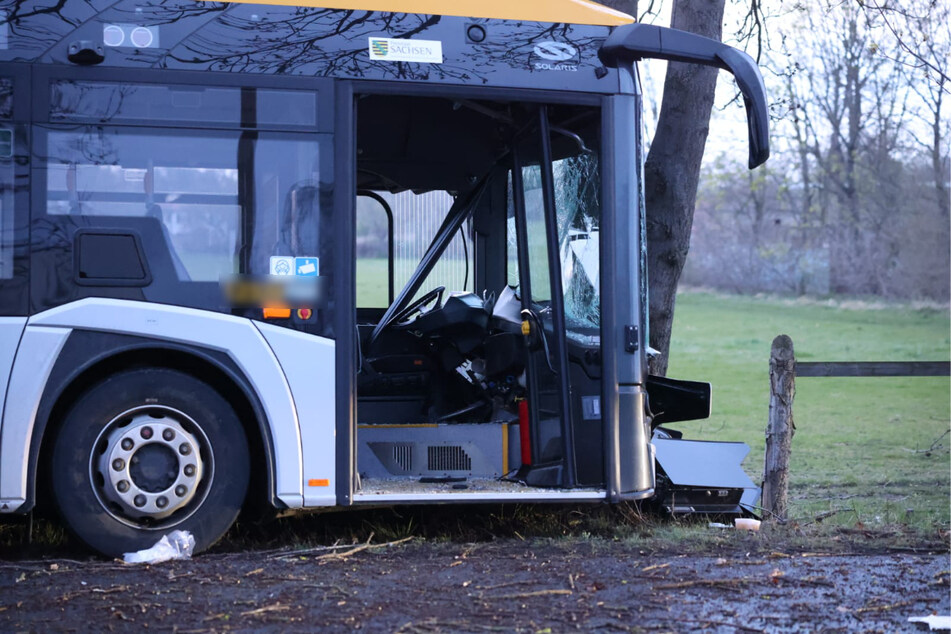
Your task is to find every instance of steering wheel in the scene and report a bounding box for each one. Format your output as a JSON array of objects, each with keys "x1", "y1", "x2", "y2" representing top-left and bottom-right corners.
[{"x1": 391, "y1": 286, "x2": 445, "y2": 328}]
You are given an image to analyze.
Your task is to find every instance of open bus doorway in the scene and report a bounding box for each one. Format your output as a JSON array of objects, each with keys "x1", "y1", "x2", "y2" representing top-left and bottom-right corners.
[{"x1": 352, "y1": 91, "x2": 608, "y2": 499}]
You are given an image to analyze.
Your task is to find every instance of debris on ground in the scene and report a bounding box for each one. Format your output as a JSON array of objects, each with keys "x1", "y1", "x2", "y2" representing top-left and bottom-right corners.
[
  {"x1": 2, "y1": 540, "x2": 946, "y2": 631},
  {"x1": 122, "y1": 530, "x2": 195, "y2": 564}
]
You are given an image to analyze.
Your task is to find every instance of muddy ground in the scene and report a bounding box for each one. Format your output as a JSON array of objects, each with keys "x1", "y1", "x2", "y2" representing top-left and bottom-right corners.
[{"x1": 1, "y1": 533, "x2": 948, "y2": 633}]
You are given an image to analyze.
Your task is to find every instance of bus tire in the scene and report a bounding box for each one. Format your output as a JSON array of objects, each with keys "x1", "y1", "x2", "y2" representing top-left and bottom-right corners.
[{"x1": 50, "y1": 367, "x2": 250, "y2": 558}]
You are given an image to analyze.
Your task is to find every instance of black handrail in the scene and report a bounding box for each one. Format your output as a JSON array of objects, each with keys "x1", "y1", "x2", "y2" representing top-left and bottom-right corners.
[{"x1": 537, "y1": 105, "x2": 578, "y2": 488}]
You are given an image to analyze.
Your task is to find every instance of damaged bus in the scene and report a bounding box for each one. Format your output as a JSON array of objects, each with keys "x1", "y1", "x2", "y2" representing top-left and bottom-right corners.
[{"x1": 0, "y1": 0, "x2": 769, "y2": 556}]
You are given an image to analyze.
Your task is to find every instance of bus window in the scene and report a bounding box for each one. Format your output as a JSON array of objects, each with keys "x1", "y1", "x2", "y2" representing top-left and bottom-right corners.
[
  {"x1": 0, "y1": 78, "x2": 10, "y2": 281},
  {"x1": 391, "y1": 190, "x2": 470, "y2": 302},
  {"x1": 506, "y1": 172, "x2": 519, "y2": 288},
  {"x1": 356, "y1": 193, "x2": 392, "y2": 308},
  {"x1": 0, "y1": 77, "x2": 10, "y2": 120},
  {"x1": 0, "y1": 127, "x2": 12, "y2": 281},
  {"x1": 43, "y1": 128, "x2": 324, "y2": 283},
  {"x1": 45, "y1": 128, "x2": 240, "y2": 281},
  {"x1": 50, "y1": 80, "x2": 317, "y2": 129},
  {"x1": 520, "y1": 164, "x2": 551, "y2": 303},
  {"x1": 509, "y1": 148, "x2": 601, "y2": 330},
  {"x1": 358, "y1": 189, "x2": 470, "y2": 307},
  {"x1": 554, "y1": 153, "x2": 600, "y2": 330}
]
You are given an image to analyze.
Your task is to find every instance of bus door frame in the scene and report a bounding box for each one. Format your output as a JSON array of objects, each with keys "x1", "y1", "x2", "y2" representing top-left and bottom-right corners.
[{"x1": 339, "y1": 81, "x2": 601, "y2": 501}]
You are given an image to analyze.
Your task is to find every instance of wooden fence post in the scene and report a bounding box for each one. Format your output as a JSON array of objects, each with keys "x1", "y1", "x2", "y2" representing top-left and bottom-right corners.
[{"x1": 763, "y1": 334, "x2": 796, "y2": 521}]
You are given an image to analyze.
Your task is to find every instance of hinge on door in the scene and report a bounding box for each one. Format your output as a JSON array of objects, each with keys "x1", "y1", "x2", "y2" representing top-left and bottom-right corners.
[{"x1": 624, "y1": 325, "x2": 639, "y2": 353}]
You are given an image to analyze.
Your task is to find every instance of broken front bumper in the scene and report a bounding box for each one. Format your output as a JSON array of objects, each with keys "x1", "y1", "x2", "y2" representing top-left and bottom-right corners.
[{"x1": 652, "y1": 438, "x2": 760, "y2": 515}]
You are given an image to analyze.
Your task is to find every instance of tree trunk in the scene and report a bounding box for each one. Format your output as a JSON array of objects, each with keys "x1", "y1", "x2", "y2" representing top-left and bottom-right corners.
[{"x1": 643, "y1": 1, "x2": 725, "y2": 375}]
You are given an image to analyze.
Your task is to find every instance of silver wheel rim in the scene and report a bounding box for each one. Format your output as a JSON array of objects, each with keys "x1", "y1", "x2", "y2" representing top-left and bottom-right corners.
[{"x1": 90, "y1": 405, "x2": 214, "y2": 528}]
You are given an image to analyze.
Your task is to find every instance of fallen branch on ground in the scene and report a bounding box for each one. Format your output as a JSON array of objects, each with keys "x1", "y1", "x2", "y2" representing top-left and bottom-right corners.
[
  {"x1": 654, "y1": 574, "x2": 832, "y2": 591},
  {"x1": 270, "y1": 533, "x2": 413, "y2": 561},
  {"x1": 654, "y1": 578, "x2": 755, "y2": 590},
  {"x1": 853, "y1": 600, "x2": 911, "y2": 614},
  {"x1": 267, "y1": 539, "x2": 348, "y2": 559},
  {"x1": 677, "y1": 618, "x2": 762, "y2": 633},
  {"x1": 313, "y1": 534, "x2": 414, "y2": 563},
  {"x1": 486, "y1": 589, "x2": 572, "y2": 599},
  {"x1": 240, "y1": 604, "x2": 290, "y2": 617}
]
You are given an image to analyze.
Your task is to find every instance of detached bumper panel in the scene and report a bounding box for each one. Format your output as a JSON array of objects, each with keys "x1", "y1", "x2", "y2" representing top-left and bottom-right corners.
[{"x1": 653, "y1": 438, "x2": 760, "y2": 514}]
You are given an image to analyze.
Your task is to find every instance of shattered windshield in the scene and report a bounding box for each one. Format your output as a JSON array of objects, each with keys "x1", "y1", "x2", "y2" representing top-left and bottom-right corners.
[
  {"x1": 555, "y1": 153, "x2": 600, "y2": 331},
  {"x1": 506, "y1": 150, "x2": 600, "y2": 333}
]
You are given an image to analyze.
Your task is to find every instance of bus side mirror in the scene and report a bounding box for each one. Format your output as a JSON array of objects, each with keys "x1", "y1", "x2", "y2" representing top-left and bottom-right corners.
[{"x1": 598, "y1": 24, "x2": 770, "y2": 169}]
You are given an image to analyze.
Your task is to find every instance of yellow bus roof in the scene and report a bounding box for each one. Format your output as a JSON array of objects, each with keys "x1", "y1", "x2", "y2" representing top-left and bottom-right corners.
[{"x1": 215, "y1": 0, "x2": 635, "y2": 26}]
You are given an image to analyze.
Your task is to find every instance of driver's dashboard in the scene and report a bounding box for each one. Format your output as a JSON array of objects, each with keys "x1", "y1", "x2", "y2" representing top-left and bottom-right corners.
[{"x1": 396, "y1": 292, "x2": 488, "y2": 334}]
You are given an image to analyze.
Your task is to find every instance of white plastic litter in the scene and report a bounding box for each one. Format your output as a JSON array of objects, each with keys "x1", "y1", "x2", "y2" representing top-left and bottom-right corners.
[
  {"x1": 734, "y1": 518, "x2": 761, "y2": 531},
  {"x1": 908, "y1": 615, "x2": 951, "y2": 631},
  {"x1": 123, "y1": 530, "x2": 195, "y2": 564}
]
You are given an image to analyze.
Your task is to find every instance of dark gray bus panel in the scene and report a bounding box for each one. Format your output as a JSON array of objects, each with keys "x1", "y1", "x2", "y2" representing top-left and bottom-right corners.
[{"x1": 0, "y1": 1, "x2": 766, "y2": 557}]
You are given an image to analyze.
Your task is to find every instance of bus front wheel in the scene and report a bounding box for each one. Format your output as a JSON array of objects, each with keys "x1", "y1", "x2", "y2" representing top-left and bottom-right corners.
[{"x1": 50, "y1": 368, "x2": 250, "y2": 558}]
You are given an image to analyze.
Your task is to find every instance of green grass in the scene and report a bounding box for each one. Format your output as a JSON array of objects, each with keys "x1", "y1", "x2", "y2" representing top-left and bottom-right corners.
[
  {"x1": 357, "y1": 258, "x2": 393, "y2": 307},
  {"x1": 357, "y1": 257, "x2": 471, "y2": 308},
  {"x1": 667, "y1": 290, "x2": 950, "y2": 532}
]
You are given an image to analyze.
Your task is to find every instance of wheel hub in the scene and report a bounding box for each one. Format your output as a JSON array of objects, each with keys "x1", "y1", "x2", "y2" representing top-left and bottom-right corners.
[
  {"x1": 93, "y1": 406, "x2": 208, "y2": 523},
  {"x1": 129, "y1": 443, "x2": 179, "y2": 493}
]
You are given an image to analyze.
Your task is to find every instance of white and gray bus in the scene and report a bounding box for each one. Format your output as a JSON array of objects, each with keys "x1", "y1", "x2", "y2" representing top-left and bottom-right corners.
[{"x1": 0, "y1": 0, "x2": 769, "y2": 556}]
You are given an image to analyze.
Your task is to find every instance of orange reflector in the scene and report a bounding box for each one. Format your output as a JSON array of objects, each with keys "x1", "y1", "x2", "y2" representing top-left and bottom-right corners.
[
  {"x1": 263, "y1": 306, "x2": 291, "y2": 319},
  {"x1": 308, "y1": 478, "x2": 330, "y2": 487}
]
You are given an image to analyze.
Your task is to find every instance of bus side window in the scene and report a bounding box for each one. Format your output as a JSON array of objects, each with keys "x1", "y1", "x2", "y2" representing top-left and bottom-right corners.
[
  {"x1": 0, "y1": 76, "x2": 26, "y2": 315},
  {"x1": 506, "y1": 171, "x2": 519, "y2": 288},
  {"x1": 44, "y1": 129, "x2": 241, "y2": 283},
  {"x1": 36, "y1": 79, "x2": 333, "y2": 336},
  {"x1": 0, "y1": 127, "x2": 13, "y2": 282},
  {"x1": 356, "y1": 193, "x2": 393, "y2": 309},
  {"x1": 356, "y1": 189, "x2": 471, "y2": 309},
  {"x1": 0, "y1": 78, "x2": 12, "y2": 283}
]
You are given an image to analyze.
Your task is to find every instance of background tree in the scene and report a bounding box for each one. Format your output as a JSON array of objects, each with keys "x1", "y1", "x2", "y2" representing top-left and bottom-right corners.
[
  {"x1": 682, "y1": 0, "x2": 950, "y2": 302},
  {"x1": 858, "y1": 0, "x2": 950, "y2": 220},
  {"x1": 791, "y1": 5, "x2": 900, "y2": 294}
]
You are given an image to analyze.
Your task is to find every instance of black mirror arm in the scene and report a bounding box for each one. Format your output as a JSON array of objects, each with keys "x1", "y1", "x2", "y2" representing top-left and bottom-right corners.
[{"x1": 599, "y1": 24, "x2": 770, "y2": 169}]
